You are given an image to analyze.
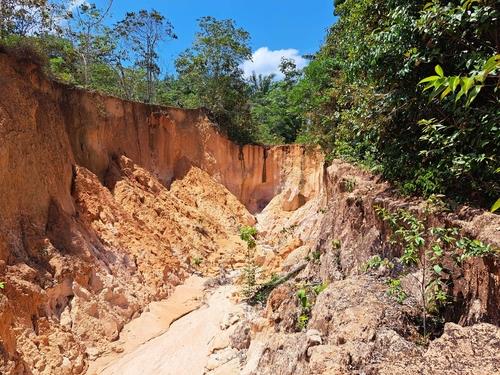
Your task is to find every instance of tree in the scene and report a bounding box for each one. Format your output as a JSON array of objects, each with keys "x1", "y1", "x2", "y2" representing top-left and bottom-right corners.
[
  {"x1": 248, "y1": 72, "x2": 275, "y2": 97},
  {"x1": 66, "y1": 1, "x2": 114, "y2": 87},
  {"x1": 249, "y1": 58, "x2": 304, "y2": 144},
  {"x1": 174, "y1": 16, "x2": 256, "y2": 143},
  {"x1": 0, "y1": 0, "x2": 62, "y2": 39},
  {"x1": 292, "y1": 0, "x2": 499, "y2": 207},
  {"x1": 114, "y1": 9, "x2": 176, "y2": 103}
]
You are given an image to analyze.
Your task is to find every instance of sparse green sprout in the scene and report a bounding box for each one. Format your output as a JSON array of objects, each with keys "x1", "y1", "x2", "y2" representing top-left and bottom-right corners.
[
  {"x1": 191, "y1": 256, "x2": 203, "y2": 267},
  {"x1": 280, "y1": 224, "x2": 298, "y2": 236},
  {"x1": 363, "y1": 255, "x2": 382, "y2": 271},
  {"x1": 331, "y1": 239, "x2": 341, "y2": 249},
  {"x1": 0, "y1": 282, "x2": 4, "y2": 290},
  {"x1": 342, "y1": 177, "x2": 357, "y2": 192},
  {"x1": 297, "y1": 288, "x2": 310, "y2": 310},
  {"x1": 386, "y1": 278, "x2": 407, "y2": 304},
  {"x1": 297, "y1": 314, "x2": 309, "y2": 331},
  {"x1": 311, "y1": 250, "x2": 321, "y2": 261},
  {"x1": 362, "y1": 255, "x2": 395, "y2": 272},
  {"x1": 313, "y1": 282, "x2": 328, "y2": 295},
  {"x1": 296, "y1": 288, "x2": 312, "y2": 330},
  {"x1": 240, "y1": 226, "x2": 258, "y2": 249},
  {"x1": 295, "y1": 282, "x2": 327, "y2": 330}
]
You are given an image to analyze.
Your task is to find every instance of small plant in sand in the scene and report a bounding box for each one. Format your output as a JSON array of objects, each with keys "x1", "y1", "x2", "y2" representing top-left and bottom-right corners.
[
  {"x1": 0, "y1": 281, "x2": 5, "y2": 290},
  {"x1": 295, "y1": 281, "x2": 328, "y2": 331},
  {"x1": 240, "y1": 226, "x2": 259, "y2": 297},
  {"x1": 191, "y1": 256, "x2": 203, "y2": 267}
]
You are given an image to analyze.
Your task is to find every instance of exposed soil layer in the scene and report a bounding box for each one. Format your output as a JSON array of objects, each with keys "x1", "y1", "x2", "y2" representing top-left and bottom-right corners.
[
  {"x1": 0, "y1": 53, "x2": 499, "y2": 374},
  {"x1": 0, "y1": 53, "x2": 322, "y2": 374}
]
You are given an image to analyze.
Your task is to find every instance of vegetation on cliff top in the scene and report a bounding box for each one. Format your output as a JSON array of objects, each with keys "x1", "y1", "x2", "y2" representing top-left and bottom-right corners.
[{"x1": 0, "y1": 0, "x2": 498, "y2": 207}]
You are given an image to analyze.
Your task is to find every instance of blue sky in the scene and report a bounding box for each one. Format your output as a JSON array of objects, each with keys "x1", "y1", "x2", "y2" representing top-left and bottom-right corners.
[{"x1": 84, "y1": 0, "x2": 337, "y2": 77}]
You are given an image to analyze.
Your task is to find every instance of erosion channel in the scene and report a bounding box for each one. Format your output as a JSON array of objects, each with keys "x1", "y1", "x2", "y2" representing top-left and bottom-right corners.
[{"x1": 0, "y1": 53, "x2": 499, "y2": 375}]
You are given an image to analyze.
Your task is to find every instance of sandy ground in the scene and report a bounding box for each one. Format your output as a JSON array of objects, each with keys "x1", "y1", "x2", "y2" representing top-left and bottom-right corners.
[
  {"x1": 99, "y1": 286, "x2": 237, "y2": 375},
  {"x1": 91, "y1": 282, "x2": 240, "y2": 375},
  {"x1": 87, "y1": 276, "x2": 207, "y2": 374}
]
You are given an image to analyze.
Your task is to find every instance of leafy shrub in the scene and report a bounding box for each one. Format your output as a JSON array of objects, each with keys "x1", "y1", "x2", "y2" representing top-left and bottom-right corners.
[
  {"x1": 376, "y1": 205, "x2": 498, "y2": 336},
  {"x1": 242, "y1": 263, "x2": 258, "y2": 298},
  {"x1": 456, "y1": 238, "x2": 497, "y2": 263},
  {"x1": 362, "y1": 255, "x2": 394, "y2": 273},
  {"x1": 331, "y1": 239, "x2": 342, "y2": 249},
  {"x1": 311, "y1": 250, "x2": 321, "y2": 262},
  {"x1": 240, "y1": 226, "x2": 257, "y2": 249},
  {"x1": 240, "y1": 226, "x2": 259, "y2": 297},
  {"x1": 0, "y1": 35, "x2": 48, "y2": 66}
]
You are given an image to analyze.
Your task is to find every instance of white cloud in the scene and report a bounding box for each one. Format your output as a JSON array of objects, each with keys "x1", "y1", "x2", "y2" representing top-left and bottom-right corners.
[
  {"x1": 241, "y1": 47, "x2": 308, "y2": 80},
  {"x1": 68, "y1": 0, "x2": 87, "y2": 11}
]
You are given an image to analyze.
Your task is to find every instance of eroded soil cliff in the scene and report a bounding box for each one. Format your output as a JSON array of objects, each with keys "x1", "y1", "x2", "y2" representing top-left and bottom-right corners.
[{"x1": 0, "y1": 53, "x2": 499, "y2": 375}]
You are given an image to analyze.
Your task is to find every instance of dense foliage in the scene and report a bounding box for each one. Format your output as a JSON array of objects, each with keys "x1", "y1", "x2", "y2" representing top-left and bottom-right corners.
[
  {"x1": 0, "y1": 0, "x2": 498, "y2": 206},
  {"x1": 289, "y1": 0, "x2": 499, "y2": 207},
  {"x1": 165, "y1": 17, "x2": 256, "y2": 143}
]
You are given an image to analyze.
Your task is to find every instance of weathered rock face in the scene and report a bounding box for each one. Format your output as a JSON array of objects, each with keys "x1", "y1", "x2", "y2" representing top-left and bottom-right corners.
[
  {"x1": 231, "y1": 160, "x2": 499, "y2": 375},
  {"x1": 0, "y1": 54, "x2": 323, "y2": 374},
  {"x1": 257, "y1": 160, "x2": 500, "y2": 326}
]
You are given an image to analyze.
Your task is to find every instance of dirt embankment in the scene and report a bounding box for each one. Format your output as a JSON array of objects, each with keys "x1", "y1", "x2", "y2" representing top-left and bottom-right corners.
[
  {"x1": 0, "y1": 53, "x2": 323, "y2": 374},
  {"x1": 203, "y1": 160, "x2": 500, "y2": 375}
]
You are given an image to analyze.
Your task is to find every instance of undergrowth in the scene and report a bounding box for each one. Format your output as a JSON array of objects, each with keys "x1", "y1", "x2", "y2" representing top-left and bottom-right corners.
[
  {"x1": 371, "y1": 204, "x2": 498, "y2": 339},
  {"x1": 296, "y1": 282, "x2": 328, "y2": 331}
]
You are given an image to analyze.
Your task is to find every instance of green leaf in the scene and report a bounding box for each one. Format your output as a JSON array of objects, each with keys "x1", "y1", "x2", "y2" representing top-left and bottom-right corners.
[
  {"x1": 483, "y1": 54, "x2": 500, "y2": 74},
  {"x1": 435, "y1": 65, "x2": 444, "y2": 77},
  {"x1": 462, "y1": 77, "x2": 474, "y2": 94},
  {"x1": 440, "y1": 86, "x2": 452, "y2": 100},
  {"x1": 432, "y1": 245, "x2": 443, "y2": 257},
  {"x1": 419, "y1": 75, "x2": 440, "y2": 84},
  {"x1": 465, "y1": 85, "x2": 482, "y2": 107},
  {"x1": 450, "y1": 76, "x2": 460, "y2": 92},
  {"x1": 491, "y1": 198, "x2": 500, "y2": 213},
  {"x1": 433, "y1": 264, "x2": 443, "y2": 274}
]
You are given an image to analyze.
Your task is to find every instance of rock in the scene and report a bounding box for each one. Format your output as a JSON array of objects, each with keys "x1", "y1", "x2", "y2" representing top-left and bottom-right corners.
[
  {"x1": 208, "y1": 357, "x2": 240, "y2": 375},
  {"x1": 102, "y1": 319, "x2": 120, "y2": 341},
  {"x1": 60, "y1": 357, "x2": 71, "y2": 371},
  {"x1": 86, "y1": 347, "x2": 101, "y2": 361},
  {"x1": 230, "y1": 322, "x2": 251, "y2": 350},
  {"x1": 59, "y1": 307, "x2": 72, "y2": 330},
  {"x1": 281, "y1": 189, "x2": 307, "y2": 212},
  {"x1": 281, "y1": 245, "x2": 310, "y2": 272},
  {"x1": 209, "y1": 331, "x2": 231, "y2": 352},
  {"x1": 306, "y1": 329, "x2": 322, "y2": 346},
  {"x1": 206, "y1": 357, "x2": 222, "y2": 371}
]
